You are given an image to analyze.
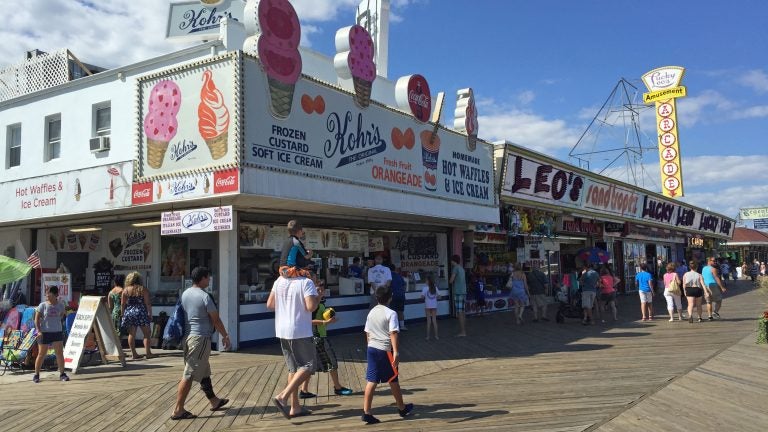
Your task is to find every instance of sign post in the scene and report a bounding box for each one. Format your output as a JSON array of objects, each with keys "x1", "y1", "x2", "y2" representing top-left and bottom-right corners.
[
  {"x1": 63, "y1": 296, "x2": 126, "y2": 373},
  {"x1": 642, "y1": 66, "x2": 686, "y2": 198}
]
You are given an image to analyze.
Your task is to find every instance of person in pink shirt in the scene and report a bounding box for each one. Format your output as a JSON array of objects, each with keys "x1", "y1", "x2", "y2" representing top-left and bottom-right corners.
[
  {"x1": 663, "y1": 263, "x2": 684, "y2": 322},
  {"x1": 597, "y1": 267, "x2": 618, "y2": 322}
]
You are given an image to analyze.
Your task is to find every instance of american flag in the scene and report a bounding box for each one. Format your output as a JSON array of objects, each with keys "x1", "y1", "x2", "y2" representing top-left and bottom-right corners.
[{"x1": 26, "y1": 250, "x2": 41, "y2": 269}]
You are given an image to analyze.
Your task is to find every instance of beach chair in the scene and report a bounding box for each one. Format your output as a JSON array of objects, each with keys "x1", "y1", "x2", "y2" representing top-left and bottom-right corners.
[{"x1": 0, "y1": 329, "x2": 38, "y2": 375}]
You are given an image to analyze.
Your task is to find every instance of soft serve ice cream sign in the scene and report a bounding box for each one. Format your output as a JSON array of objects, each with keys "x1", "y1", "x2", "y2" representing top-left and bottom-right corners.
[{"x1": 138, "y1": 56, "x2": 235, "y2": 177}]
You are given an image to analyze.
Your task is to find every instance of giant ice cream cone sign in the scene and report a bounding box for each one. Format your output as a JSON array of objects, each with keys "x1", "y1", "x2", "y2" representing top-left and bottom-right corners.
[
  {"x1": 454, "y1": 87, "x2": 479, "y2": 151},
  {"x1": 334, "y1": 25, "x2": 377, "y2": 108},
  {"x1": 243, "y1": 0, "x2": 303, "y2": 119},
  {"x1": 642, "y1": 66, "x2": 686, "y2": 198}
]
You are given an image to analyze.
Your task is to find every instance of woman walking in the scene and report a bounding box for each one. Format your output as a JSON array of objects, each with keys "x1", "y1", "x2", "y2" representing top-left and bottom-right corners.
[
  {"x1": 507, "y1": 264, "x2": 530, "y2": 325},
  {"x1": 598, "y1": 267, "x2": 618, "y2": 322},
  {"x1": 421, "y1": 276, "x2": 439, "y2": 340},
  {"x1": 663, "y1": 263, "x2": 683, "y2": 321},
  {"x1": 682, "y1": 260, "x2": 706, "y2": 323},
  {"x1": 121, "y1": 272, "x2": 155, "y2": 359},
  {"x1": 107, "y1": 274, "x2": 126, "y2": 337}
]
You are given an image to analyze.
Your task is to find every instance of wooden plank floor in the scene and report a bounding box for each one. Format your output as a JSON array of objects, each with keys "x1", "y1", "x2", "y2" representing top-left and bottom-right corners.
[{"x1": 0, "y1": 279, "x2": 765, "y2": 431}]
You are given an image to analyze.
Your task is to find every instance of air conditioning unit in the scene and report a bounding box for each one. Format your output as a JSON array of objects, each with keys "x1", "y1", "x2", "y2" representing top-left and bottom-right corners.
[{"x1": 90, "y1": 135, "x2": 111, "y2": 153}]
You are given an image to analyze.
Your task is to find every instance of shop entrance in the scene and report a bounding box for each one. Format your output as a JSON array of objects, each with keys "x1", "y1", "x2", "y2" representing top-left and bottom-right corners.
[{"x1": 56, "y1": 251, "x2": 89, "y2": 295}]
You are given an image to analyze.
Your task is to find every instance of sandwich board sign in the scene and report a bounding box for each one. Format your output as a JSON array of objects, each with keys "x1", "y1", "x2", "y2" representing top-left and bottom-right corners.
[{"x1": 63, "y1": 296, "x2": 126, "y2": 373}]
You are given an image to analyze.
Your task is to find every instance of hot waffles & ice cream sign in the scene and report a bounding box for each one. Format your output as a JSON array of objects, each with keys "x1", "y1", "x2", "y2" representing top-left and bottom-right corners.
[
  {"x1": 137, "y1": 54, "x2": 237, "y2": 179},
  {"x1": 242, "y1": 56, "x2": 494, "y2": 206}
]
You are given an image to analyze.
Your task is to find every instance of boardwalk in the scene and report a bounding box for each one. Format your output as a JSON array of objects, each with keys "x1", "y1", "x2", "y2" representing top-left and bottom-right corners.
[{"x1": 1, "y1": 279, "x2": 766, "y2": 431}]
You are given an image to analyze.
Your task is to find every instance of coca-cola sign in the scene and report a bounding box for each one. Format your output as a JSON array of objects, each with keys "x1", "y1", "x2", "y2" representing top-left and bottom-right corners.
[
  {"x1": 132, "y1": 182, "x2": 153, "y2": 205},
  {"x1": 213, "y1": 169, "x2": 239, "y2": 194},
  {"x1": 395, "y1": 74, "x2": 431, "y2": 122}
]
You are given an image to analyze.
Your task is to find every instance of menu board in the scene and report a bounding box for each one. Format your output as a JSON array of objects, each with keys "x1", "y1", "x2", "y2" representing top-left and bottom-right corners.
[{"x1": 239, "y1": 224, "x2": 367, "y2": 252}]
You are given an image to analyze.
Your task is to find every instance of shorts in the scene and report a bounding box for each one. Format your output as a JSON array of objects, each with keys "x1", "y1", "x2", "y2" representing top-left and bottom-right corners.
[
  {"x1": 684, "y1": 287, "x2": 704, "y2": 298},
  {"x1": 454, "y1": 294, "x2": 466, "y2": 313},
  {"x1": 182, "y1": 335, "x2": 211, "y2": 382},
  {"x1": 599, "y1": 292, "x2": 617, "y2": 303},
  {"x1": 313, "y1": 336, "x2": 338, "y2": 372},
  {"x1": 581, "y1": 291, "x2": 597, "y2": 308},
  {"x1": 531, "y1": 294, "x2": 548, "y2": 308},
  {"x1": 365, "y1": 346, "x2": 398, "y2": 384},
  {"x1": 705, "y1": 283, "x2": 723, "y2": 303},
  {"x1": 389, "y1": 296, "x2": 405, "y2": 312},
  {"x1": 638, "y1": 291, "x2": 652, "y2": 303},
  {"x1": 279, "y1": 337, "x2": 317, "y2": 373},
  {"x1": 39, "y1": 331, "x2": 63, "y2": 345}
]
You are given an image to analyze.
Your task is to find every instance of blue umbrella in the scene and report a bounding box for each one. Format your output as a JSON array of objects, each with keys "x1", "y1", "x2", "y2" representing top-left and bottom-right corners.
[{"x1": 577, "y1": 247, "x2": 610, "y2": 264}]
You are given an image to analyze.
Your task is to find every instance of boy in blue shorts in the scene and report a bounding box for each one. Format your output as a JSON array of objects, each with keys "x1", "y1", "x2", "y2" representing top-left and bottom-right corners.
[{"x1": 361, "y1": 286, "x2": 414, "y2": 424}]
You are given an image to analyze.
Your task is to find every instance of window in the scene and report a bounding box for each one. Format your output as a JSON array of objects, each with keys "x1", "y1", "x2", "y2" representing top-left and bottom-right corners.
[
  {"x1": 95, "y1": 104, "x2": 111, "y2": 136},
  {"x1": 7, "y1": 124, "x2": 21, "y2": 168},
  {"x1": 46, "y1": 115, "x2": 61, "y2": 161}
]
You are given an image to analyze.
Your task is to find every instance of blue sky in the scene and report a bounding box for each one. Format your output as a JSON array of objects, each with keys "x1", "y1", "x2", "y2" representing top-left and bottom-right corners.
[{"x1": 2, "y1": 0, "x2": 766, "y2": 224}]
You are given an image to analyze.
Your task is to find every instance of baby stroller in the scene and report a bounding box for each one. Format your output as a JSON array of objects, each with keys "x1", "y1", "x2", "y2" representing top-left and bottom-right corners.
[{"x1": 555, "y1": 285, "x2": 583, "y2": 324}]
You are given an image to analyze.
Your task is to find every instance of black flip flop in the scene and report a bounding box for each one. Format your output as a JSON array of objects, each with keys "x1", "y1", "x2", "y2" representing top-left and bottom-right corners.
[
  {"x1": 273, "y1": 397, "x2": 291, "y2": 420},
  {"x1": 170, "y1": 410, "x2": 197, "y2": 421},
  {"x1": 210, "y1": 398, "x2": 230, "y2": 411}
]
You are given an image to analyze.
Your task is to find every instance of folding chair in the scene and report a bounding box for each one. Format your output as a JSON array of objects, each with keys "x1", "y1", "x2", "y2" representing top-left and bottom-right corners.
[{"x1": 1, "y1": 329, "x2": 37, "y2": 375}]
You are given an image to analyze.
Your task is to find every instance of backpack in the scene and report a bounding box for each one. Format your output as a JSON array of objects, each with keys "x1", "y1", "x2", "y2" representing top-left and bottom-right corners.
[{"x1": 162, "y1": 297, "x2": 186, "y2": 350}]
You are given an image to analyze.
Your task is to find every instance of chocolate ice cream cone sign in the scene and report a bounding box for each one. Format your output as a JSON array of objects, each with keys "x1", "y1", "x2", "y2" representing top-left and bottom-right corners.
[
  {"x1": 334, "y1": 25, "x2": 377, "y2": 108},
  {"x1": 454, "y1": 88, "x2": 479, "y2": 151},
  {"x1": 395, "y1": 74, "x2": 431, "y2": 123},
  {"x1": 243, "y1": 0, "x2": 302, "y2": 119}
]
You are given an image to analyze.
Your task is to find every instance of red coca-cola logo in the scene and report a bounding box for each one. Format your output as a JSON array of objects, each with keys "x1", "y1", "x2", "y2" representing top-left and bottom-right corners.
[
  {"x1": 132, "y1": 182, "x2": 153, "y2": 205},
  {"x1": 214, "y1": 169, "x2": 239, "y2": 194},
  {"x1": 396, "y1": 74, "x2": 431, "y2": 122}
]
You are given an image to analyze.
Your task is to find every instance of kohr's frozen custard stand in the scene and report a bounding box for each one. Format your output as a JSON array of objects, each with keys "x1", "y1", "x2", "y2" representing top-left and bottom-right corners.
[{"x1": 128, "y1": 0, "x2": 497, "y2": 348}]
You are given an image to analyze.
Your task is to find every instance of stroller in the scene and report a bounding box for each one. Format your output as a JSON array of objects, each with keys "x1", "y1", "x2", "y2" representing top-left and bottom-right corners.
[{"x1": 555, "y1": 284, "x2": 583, "y2": 324}]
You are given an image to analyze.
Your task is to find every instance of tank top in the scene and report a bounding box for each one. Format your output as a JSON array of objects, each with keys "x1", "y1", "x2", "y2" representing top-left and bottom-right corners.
[
  {"x1": 683, "y1": 271, "x2": 701, "y2": 288},
  {"x1": 701, "y1": 266, "x2": 717, "y2": 285}
]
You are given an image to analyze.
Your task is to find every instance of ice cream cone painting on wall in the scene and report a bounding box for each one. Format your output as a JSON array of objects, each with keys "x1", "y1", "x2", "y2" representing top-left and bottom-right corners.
[
  {"x1": 144, "y1": 80, "x2": 181, "y2": 169},
  {"x1": 454, "y1": 88, "x2": 479, "y2": 151},
  {"x1": 198, "y1": 70, "x2": 231, "y2": 160},
  {"x1": 334, "y1": 25, "x2": 376, "y2": 108},
  {"x1": 255, "y1": 0, "x2": 302, "y2": 119}
]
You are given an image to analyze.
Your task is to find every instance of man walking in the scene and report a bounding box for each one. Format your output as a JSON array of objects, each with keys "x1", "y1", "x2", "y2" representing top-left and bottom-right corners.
[
  {"x1": 449, "y1": 255, "x2": 467, "y2": 337},
  {"x1": 267, "y1": 272, "x2": 319, "y2": 419},
  {"x1": 525, "y1": 265, "x2": 550, "y2": 322},
  {"x1": 172, "y1": 267, "x2": 230, "y2": 420},
  {"x1": 367, "y1": 255, "x2": 391, "y2": 309},
  {"x1": 579, "y1": 263, "x2": 599, "y2": 325},
  {"x1": 702, "y1": 256, "x2": 727, "y2": 320}
]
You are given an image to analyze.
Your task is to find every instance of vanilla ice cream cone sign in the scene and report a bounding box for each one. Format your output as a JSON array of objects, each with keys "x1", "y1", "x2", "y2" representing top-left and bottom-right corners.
[
  {"x1": 642, "y1": 66, "x2": 686, "y2": 198},
  {"x1": 454, "y1": 88, "x2": 479, "y2": 151},
  {"x1": 334, "y1": 25, "x2": 377, "y2": 108},
  {"x1": 138, "y1": 56, "x2": 235, "y2": 177},
  {"x1": 243, "y1": 0, "x2": 302, "y2": 119}
]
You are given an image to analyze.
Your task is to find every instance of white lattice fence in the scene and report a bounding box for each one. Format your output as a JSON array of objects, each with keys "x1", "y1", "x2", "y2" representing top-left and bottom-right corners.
[{"x1": 0, "y1": 49, "x2": 70, "y2": 102}]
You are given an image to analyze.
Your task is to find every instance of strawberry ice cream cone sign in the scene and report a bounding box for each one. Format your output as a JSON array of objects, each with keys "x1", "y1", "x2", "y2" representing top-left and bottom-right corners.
[
  {"x1": 395, "y1": 74, "x2": 431, "y2": 123},
  {"x1": 334, "y1": 25, "x2": 376, "y2": 108},
  {"x1": 243, "y1": 0, "x2": 302, "y2": 119},
  {"x1": 454, "y1": 88, "x2": 479, "y2": 151},
  {"x1": 144, "y1": 80, "x2": 181, "y2": 169}
]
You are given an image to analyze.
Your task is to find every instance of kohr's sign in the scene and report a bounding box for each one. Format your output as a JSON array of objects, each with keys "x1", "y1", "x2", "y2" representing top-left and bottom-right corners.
[{"x1": 166, "y1": 0, "x2": 245, "y2": 41}]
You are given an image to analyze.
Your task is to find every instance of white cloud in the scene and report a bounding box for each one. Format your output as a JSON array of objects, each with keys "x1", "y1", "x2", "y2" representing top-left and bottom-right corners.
[
  {"x1": 676, "y1": 90, "x2": 736, "y2": 126},
  {"x1": 478, "y1": 108, "x2": 581, "y2": 153},
  {"x1": 732, "y1": 105, "x2": 768, "y2": 119},
  {"x1": 680, "y1": 185, "x2": 768, "y2": 220},
  {"x1": 680, "y1": 155, "x2": 768, "y2": 185},
  {"x1": 517, "y1": 90, "x2": 535, "y2": 105},
  {"x1": 737, "y1": 69, "x2": 768, "y2": 93}
]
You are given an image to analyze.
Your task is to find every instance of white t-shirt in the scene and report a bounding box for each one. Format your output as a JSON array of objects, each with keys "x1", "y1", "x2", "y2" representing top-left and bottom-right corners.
[
  {"x1": 272, "y1": 276, "x2": 317, "y2": 340},
  {"x1": 364, "y1": 304, "x2": 399, "y2": 351},
  {"x1": 421, "y1": 286, "x2": 439, "y2": 309},
  {"x1": 367, "y1": 264, "x2": 392, "y2": 294}
]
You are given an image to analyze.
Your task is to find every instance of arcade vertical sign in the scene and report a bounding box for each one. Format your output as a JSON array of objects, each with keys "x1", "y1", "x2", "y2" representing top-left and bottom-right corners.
[{"x1": 642, "y1": 66, "x2": 687, "y2": 198}]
